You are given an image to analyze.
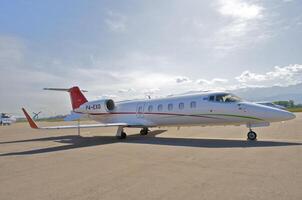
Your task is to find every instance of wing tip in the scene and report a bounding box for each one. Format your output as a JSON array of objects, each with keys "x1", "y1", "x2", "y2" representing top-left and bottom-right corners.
[{"x1": 22, "y1": 108, "x2": 38, "y2": 129}]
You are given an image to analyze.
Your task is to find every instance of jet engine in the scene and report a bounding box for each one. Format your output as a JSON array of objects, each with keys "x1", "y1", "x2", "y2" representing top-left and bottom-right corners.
[{"x1": 75, "y1": 99, "x2": 115, "y2": 113}]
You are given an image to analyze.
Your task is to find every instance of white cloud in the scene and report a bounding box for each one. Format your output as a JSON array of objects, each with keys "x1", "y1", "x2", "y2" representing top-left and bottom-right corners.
[
  {"x1": 118, "y1": 88, "x2": 136, "y2": 93},
  {"x1": 236, "y1": 71, "x2": 266, "y2": 82},
  {"x1": 96, "y1": 94, "x2": 118, "y2": 99},
  {"x1": 236, "y1": 64, "x2": 302, "y2": 85},
  {"x1": 218, "y1": 0, "x2": 263, "y2": 20},
  {"x1": 175, "y1": 76, "x2": 191, "y2": 83},
  {"x1": 214, "y1": 0, "x2": 266, "y2": 53},
  {"x1": 104, "y1": 10, "x2": 127, "y2": 32},
  {"x1": 197, "y1": 78, "x2": 228, "y2": 85},
  {"x1": 0, "y1": 35, "x2": 26, "y2": 68},
  {"x1": 143, "y1": 88, "x2": 160, "y2": 95}
]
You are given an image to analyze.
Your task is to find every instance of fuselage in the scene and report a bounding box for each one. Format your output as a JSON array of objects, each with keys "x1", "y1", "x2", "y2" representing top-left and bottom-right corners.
[{"x1": 76, "y1": 92, "x2": 295, "y2": 128}]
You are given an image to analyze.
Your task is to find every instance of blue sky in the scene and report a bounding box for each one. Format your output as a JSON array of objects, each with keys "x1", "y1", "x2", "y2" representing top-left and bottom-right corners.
[{"x1": 0, "y1": 0, "x2": 302, "y2": 115}]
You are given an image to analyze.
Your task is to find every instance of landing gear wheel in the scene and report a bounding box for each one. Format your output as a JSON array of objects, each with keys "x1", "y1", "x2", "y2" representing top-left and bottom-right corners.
[
  {"x1": 117, "y1": 131, "x2": 127, "y2": 139},
  {"x1": 140, "y1": 128, "x2": 149, "y2": 135},
  {"x1": 247, "y1": 131, "x2": 257, "y2": 141}
]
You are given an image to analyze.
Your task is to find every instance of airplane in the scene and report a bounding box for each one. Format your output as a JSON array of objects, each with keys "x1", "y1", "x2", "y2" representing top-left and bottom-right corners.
[
  {"x1": 22, "y1": 86, "x2": 296, "y2": 140},
  {"x1": 0, "y1": 113, "x2": 17, "y2": 126}
]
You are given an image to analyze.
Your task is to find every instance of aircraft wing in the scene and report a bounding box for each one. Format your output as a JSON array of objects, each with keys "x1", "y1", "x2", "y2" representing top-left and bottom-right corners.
[
  {"x1": 33, "y1": 123, "x2": 128, "y2": 130},
  {"x1": 64, "y1": 111, "x2": 85, "y2": 121},
  {"x1": 22, "y1": 108, "x2": 128, "y2": 130}
]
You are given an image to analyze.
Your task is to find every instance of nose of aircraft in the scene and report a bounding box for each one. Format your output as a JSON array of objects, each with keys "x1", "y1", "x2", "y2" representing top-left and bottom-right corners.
[
  {"x1": 280, "y1": 110, "x2": 296, "y2": 121},
  {"x1": 242, "y1": 103, "x2": 296, "y2": 122},
  {"x1": 265, "y1": 107, "x2": 296, "y2": 122}
]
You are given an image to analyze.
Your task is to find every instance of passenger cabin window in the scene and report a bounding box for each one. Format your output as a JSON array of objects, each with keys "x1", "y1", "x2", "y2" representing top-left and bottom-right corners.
[
  {"x1": 179, "y1": 102, "x2": 184, "y2": 110},
  {"x1": 190, "y1": 101, "x2": 196, "y2": 108},
  {"x1": 209, "y1": 96, "x2": 215, "y2": 101},
  {"x1": 138, "y1": 106, "x2": 143, "y2": 113},
  {"x1": 148, "y1": 105, "x2": 153, "y2": 112},
  {"x1": 158, "y1": 104, "x2": 163, "y2": 112},
  {"x1": 168, "y1": 103, "x2": 173, "y2": 111}
]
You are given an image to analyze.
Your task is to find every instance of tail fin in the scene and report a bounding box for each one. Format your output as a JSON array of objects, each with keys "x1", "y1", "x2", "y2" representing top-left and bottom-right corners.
[
  {"x1": 44, "y1": 86, "x2": 88, "y2": 110},
  {"x1": 68, "y1": 87, "x2": 88, "y2": 109}
]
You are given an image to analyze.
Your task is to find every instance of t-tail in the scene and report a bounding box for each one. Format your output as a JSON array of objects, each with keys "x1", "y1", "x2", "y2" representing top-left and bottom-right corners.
[{"x1": 44, "y1": 86, "x2": 88, "y2": 110}]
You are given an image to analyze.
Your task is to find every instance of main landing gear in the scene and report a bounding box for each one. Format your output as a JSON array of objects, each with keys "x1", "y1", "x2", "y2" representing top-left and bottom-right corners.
[
  {"x1": 118, "y1": 131, "x2": 127, "y2": 139},
  {"x1": 247, "y1": 129, "x2": 257, "y2": 141},
  {"x1": 116, "y1": 126, "x2": 127, "y2": 139},
  {"x1": 140, "y1": 127, "x2": 149, "y2": 135},
  {"x1": 116, "y1": 127, "x2": 150, "y2": 139}
]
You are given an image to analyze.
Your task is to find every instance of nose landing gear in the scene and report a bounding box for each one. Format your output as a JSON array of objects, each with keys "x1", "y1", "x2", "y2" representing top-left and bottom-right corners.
[{"x1": 247, "y1": 129, "x2": 257, "y2": 141}]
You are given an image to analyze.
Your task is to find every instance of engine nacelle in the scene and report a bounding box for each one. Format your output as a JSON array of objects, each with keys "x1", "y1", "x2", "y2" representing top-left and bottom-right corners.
[{"x1": 75, "y1": 99, "x2": 115, "y2": 114}]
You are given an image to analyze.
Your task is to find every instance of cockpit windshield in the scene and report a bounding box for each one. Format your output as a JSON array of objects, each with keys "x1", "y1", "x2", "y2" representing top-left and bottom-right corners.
[{"x1": 209, "y1": 93, "x2": 242, "y2": 103}]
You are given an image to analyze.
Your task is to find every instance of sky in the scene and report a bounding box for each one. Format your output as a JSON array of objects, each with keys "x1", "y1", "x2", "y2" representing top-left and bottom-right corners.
[{"x1": 0, "y1": 0, "x2": 302, "y2": 116}]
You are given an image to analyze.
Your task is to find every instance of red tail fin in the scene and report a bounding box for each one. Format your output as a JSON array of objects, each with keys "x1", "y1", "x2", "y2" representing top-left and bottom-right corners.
[{"x1": 68, "y1": 87, "x2": 88, "y2": 110}]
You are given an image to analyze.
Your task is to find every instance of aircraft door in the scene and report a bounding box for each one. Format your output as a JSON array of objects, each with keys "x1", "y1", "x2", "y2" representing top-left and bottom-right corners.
[{"x1": 136, "y1": 103, "x2": 145, "y2": 118}]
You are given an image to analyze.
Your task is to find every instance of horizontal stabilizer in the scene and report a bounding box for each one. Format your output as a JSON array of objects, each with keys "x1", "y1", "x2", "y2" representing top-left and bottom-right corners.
[
  {"x1": 36, "y1": 123, "x2": 128, "y2": 130},
  {"x1": 44, "y1": 86, "x2": 88, "y2": 110},
  {"x1": 44, "y1": 88, "x2": 88, "y2": 92}
]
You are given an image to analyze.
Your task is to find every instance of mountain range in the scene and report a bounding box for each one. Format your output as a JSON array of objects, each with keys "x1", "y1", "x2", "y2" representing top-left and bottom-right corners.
[{"x1": 231, "y1": 83, "x2": 302, "y2": 103}]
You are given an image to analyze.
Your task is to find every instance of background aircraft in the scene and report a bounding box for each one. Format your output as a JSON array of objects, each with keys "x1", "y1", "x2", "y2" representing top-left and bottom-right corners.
[
  {"x1": 22, "y1": 86, "x2": 295, "y2": 140},
  {"x1": 0, "y1": 113, "x2": 17, "y2": 126}
]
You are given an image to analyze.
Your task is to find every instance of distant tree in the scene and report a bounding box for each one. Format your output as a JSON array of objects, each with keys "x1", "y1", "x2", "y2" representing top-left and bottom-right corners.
[
  {"x1": 289, "y1": 100, "x2": 294, "y2": 107},
  {"x1": 273, "y1": 100, "x2": 294, "y2": 108}
]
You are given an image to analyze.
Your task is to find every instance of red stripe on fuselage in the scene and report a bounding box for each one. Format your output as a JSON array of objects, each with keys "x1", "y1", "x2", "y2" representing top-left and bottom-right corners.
[{"x1": 75, "y1": 111, "x2": 220, "y2": 119}]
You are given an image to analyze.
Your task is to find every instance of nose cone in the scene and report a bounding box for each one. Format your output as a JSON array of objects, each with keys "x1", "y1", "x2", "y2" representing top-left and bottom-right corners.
[
  {"x1": 243, "y1": 103, "x2": 296, "y2": 123},
  {"x1": 266, "y1": 108, "x2": 296, "y2": 122},
  {"x1": 281, "y1": 110, "x2": 296, "y2": 121}
]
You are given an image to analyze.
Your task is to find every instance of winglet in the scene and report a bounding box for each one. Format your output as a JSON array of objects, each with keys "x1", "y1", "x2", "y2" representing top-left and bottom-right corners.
[{"x1": 22, "y1": 108, "x2": 38, "y2": 129}]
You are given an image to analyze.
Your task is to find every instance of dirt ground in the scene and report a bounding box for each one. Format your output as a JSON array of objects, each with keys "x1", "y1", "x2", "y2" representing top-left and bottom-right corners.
[{"x1": 0, "y1": 114, "x2": 301, "y2": 200}]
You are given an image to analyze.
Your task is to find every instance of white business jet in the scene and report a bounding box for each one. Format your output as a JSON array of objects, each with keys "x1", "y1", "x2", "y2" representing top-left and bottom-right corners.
[{"x1": 22, "y1": 86, "x2": 295, "y2": 140}]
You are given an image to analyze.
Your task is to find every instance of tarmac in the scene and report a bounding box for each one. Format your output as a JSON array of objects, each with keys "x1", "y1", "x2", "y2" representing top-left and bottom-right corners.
[{"x1": 0, "y1": 113, "x2": 301, "y2": 200}]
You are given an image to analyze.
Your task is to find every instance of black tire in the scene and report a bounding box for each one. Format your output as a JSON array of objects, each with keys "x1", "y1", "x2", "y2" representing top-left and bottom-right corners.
[
  {"x1": 140, "y1": 128, "x2": 149, "y2": 135},
  {"x1": 247, "y1": 131, "x2": 257, "y2": 140},
  {"x1": 117, "y1": 131, "x2": 127, "y2": 139}
]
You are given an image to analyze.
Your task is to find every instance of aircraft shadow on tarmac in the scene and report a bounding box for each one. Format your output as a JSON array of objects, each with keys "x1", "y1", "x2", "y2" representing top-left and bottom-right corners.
[{"x1": 1, "y1": 130, "x2": 301, "y2": 156}]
